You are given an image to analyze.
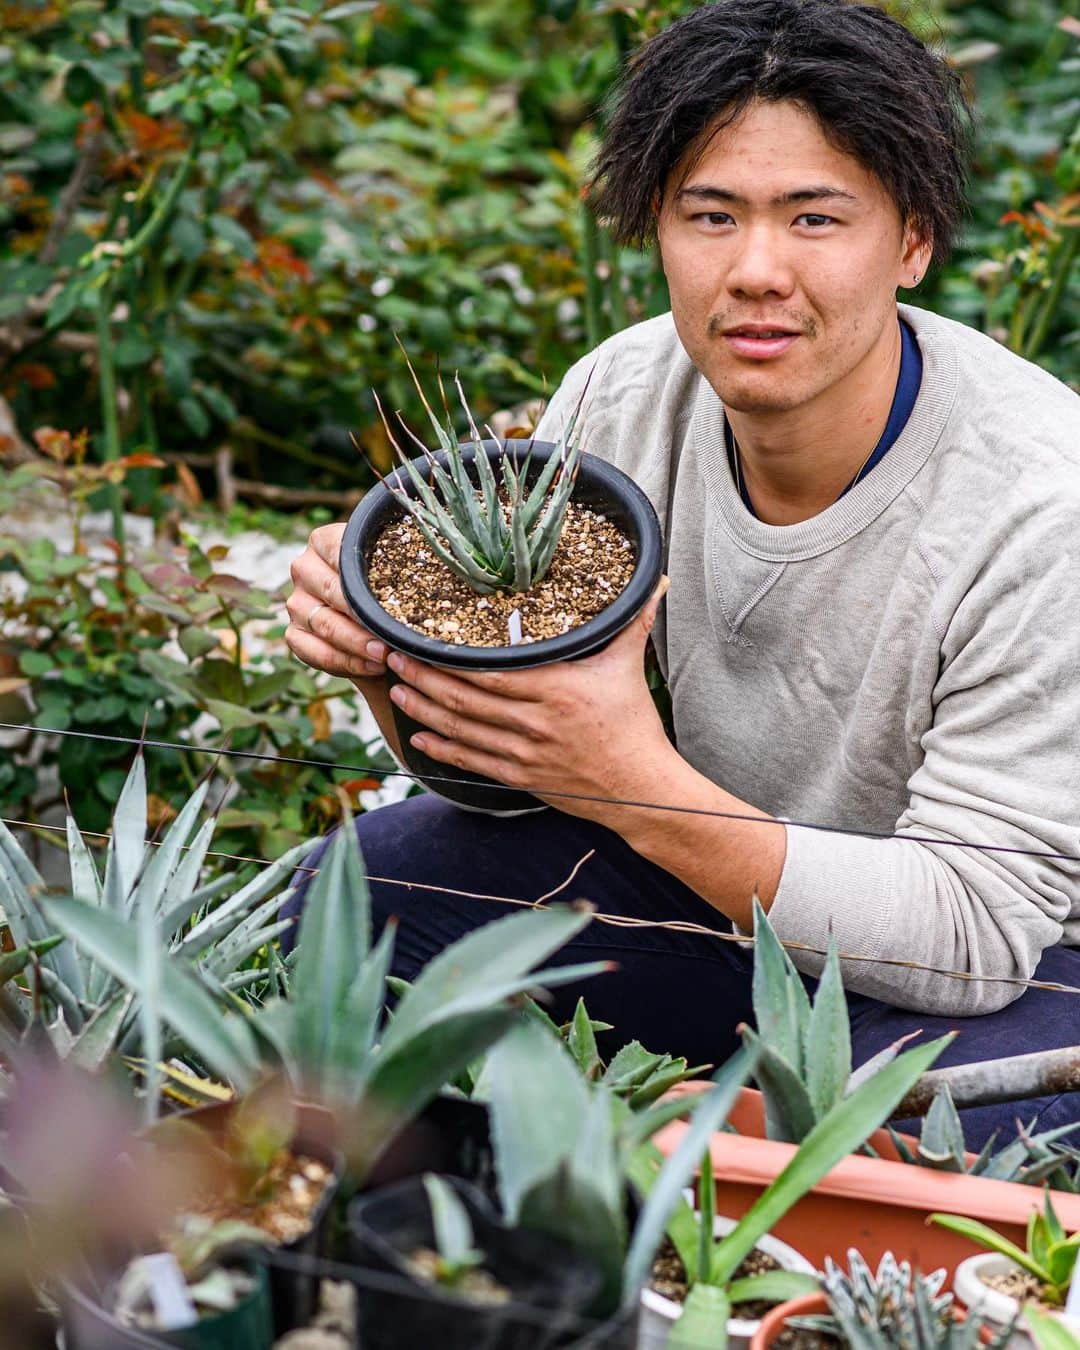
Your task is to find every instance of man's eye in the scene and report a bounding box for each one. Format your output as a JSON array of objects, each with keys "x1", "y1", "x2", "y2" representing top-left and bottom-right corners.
[
  {"x1": 797, "y1": 213, "x2": 834, "y2": 228},
  {"x1": 695, "y1": 212, "x2": 734, "y2": 226}
]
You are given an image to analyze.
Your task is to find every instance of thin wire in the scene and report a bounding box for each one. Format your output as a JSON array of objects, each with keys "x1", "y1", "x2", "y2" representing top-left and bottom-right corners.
[
  {"x1": 3, "y1": 720, "x2": 1078, "y2": 864},
  {"x1": 8, "y1": 813, "x2": 1080, "y2": 999}
]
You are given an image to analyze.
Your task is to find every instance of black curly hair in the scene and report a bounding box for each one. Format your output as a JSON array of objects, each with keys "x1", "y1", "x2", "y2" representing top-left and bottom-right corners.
[{"x1": 587, "y1": 0, "x2": 973, "y2": 268}]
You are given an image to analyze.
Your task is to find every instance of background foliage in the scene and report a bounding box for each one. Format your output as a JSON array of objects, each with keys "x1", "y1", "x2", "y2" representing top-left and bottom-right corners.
[{"x1": 1, "y1": 0, "x2": 1077, "y2": 851}]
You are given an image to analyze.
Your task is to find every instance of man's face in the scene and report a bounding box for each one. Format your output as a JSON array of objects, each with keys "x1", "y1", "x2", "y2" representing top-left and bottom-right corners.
[{"x1": 656, "y1": 99, "x2": 924, "y2": 417}]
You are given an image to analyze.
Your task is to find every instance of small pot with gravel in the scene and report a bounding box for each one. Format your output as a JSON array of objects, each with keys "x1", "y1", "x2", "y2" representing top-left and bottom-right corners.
[{"x1": 339, "y1": 363, "x2": 663, "y2": 812}]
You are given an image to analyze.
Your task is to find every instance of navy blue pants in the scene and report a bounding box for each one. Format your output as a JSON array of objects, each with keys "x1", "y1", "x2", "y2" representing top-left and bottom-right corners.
[{"x1": 281, "y1": 794, "x2": 1080, "y2": 1151}]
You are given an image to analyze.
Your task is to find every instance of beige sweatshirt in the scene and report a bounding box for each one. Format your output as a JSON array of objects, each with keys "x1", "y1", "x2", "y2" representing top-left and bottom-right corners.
[{"x1": 535, "y1": 304, "x2": 1080, "y2": 1015}]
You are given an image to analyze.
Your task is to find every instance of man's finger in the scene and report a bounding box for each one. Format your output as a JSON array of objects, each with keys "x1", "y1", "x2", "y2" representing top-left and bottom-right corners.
[{"x1": 286, "y1": 624, "x2": 385, "y2": 679}]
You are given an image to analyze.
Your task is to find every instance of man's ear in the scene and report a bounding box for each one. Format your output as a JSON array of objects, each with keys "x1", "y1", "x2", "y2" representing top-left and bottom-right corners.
[{"x1": 899, "y1": 225, "x2": 933, "y2": 289}]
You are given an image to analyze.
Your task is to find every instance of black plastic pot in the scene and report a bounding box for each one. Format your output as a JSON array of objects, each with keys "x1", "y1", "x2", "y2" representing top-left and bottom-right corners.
[
  {"x1": 60, "y1": 1259, "x2": 273, "y2": 1350},
  {"x1": 149, "y1": 1100, "x2": 342, "y2": 1336},
  {"x1": 339, "y1": 439, "x2": 664, "y2": 811},
  {"x1": 347, "y1": 1174, "x2": 603, "y2": 1350},
  {"x1": 365, "y1": 1092, "x2": 497, "y2": 1199}
]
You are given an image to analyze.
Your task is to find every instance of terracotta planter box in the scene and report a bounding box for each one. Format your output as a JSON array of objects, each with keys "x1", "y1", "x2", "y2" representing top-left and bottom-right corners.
[{"x1": 655, "y1": 1087, "x2": 1080, "y2": 1283}]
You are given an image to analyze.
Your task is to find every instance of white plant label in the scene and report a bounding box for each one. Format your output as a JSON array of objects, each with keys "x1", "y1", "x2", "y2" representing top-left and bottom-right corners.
[{"x1": 140, "y1": 1252, "x2": 198, "y2": 1329}]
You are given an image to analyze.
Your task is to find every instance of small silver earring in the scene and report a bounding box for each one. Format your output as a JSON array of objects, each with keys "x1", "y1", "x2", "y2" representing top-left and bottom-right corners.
[{"x1": 912, "y1": 273, "x2": 921, "y2": 285}]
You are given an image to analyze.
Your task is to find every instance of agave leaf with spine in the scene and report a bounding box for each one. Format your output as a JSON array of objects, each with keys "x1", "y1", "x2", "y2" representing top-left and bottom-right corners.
[{"x1": 8, "y1": 753, "x2": 311, "y2": 1064}]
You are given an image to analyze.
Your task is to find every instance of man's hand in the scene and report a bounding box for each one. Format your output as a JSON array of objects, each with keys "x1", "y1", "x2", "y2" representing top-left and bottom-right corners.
[
  {"x1": 285, "y1": 523, "x2": 389, "y2": 682},
  {"x1": 385, "y1": 578, "x2": 678, "y2": 819}
]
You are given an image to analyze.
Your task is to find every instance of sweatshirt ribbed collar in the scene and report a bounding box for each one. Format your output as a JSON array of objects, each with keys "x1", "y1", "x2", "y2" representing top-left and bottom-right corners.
[{"x1": 694, "y1": 304, "x2": 959, "y2": 562}]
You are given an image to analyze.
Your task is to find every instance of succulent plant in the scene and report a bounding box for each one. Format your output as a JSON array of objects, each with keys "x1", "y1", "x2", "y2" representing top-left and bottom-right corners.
[
  {"x1": 40, "y1": 803, "x2": 613, "y2": 1179},
  {"x1": 4, "y1": 752, "x2": 307, "y2": 1081},
  {"x1": 887, "y1": 1081, "x2": 1080, "y2": 1185},
  {"x1": 419, "y1": 1174, "x2": 487, "y2": 1291},
  {"x1": 742, "y1": 895, "x2": 924, "y2": 1143},
  {"x1": 744, "y1": 900, "x2": 1080, "y2": 1180},
  {"x1": 793, "y1": 1250, "x2": 1015, "y2": 1349},
  {"x1": 486, "y1": 1011, "x2": 949, "y2": 1323},
  {"x1": 931, "y1": 1192, "x2": 1080, "y2": 1307},
  {"x1": 374, "y1": 354, "x2": 589, "y2": 595}
]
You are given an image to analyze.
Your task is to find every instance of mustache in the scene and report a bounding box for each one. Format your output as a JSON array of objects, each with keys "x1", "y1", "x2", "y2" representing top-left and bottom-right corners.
[{"x1": 707, "y1": 312, "x2": 817, "y2": 339}]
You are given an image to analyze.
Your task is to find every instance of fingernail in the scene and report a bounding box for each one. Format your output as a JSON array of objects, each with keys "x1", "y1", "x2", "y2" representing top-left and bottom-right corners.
[
  {"x1": 410, "y1": 733, "x2": 427, "y2": 751},
  {"x1": 367, "y1": 641, "x2": 387, "y2": 662},
  {"x1": 387, "y1": 652, "x2": 404, "y2": 673},
  {"x1": 389, "y1": 684, "x2": 406, "y2": 706}
]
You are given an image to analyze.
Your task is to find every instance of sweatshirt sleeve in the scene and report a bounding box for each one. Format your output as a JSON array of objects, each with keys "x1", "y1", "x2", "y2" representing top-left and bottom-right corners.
[{"x1": 766, "y1": 493, "x2": 1080, "y2": 1016}]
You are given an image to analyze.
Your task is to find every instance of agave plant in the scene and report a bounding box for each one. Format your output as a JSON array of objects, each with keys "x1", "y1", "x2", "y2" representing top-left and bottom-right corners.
[
  {"x1": 373, "y1": 354, "x2": 589, "y2": 594},
  {"x1": 5, "y1": 752, "x2": 307, "y2": 1078},
  {"x1": 792, "y1": 1250, "x2": 1014, "y2": 1349},
  {"x1": 744, "y1": 900, "x2": 1080, "y2": 1179},
  {"x1": 42, "y1": 807, "x2": 612, "y2": 1177},
  {"x1": 485, "y1": 1014, "x2": 949, "y2": 1323},
  {"x1": 887, "y1": 1081, "x2": 1080, "y2": 1185}
]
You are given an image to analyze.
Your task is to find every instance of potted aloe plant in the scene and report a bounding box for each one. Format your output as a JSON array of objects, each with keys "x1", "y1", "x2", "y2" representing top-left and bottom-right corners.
[
  {"x1": 933, "y1": 1194, "x2": 1080, "y2": 1343},
  {"x1": 338, "y1": 359, "x2": 663, "y2": 810}
]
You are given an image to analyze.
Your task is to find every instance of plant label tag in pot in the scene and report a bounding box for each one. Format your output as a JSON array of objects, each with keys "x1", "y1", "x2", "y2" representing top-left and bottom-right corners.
[
  {"x1": 1066, "y1": 1271, "x2": 1080, "y2": 1320},
  {"x1": 507, "y1": 610, "x2": 523, "y2": 645},
  {"x1": 139, "y1": 1252, "x2": 198, "y2": 1330}
]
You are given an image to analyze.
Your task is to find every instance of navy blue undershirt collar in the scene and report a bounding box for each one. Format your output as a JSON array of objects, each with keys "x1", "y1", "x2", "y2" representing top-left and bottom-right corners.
[{"x1": 723, "y1": 317, "x2": 923, "y2": 518}]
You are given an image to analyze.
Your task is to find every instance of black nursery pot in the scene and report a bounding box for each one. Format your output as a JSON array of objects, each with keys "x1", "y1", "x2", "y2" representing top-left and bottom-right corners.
[
  {"x1": 346, "y1": 1174, "x2": 604, "y2": 1350},
  {"x1": 339, "y1": 439, "x2": 664, "y2": 812},
  {"x1": 151, "y1": 1100, "x2": 342, "y2": 1337}
]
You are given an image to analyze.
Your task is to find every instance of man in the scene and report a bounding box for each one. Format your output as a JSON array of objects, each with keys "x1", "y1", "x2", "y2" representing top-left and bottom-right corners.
[{"x1": 286, "y1": 0, "x2": 1080, "y2": 1145}]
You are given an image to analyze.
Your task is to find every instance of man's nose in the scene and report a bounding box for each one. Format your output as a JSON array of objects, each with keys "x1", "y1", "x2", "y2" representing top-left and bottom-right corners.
[{"x1": 724, "y1": 223, "x2": 796, "y2": 300}]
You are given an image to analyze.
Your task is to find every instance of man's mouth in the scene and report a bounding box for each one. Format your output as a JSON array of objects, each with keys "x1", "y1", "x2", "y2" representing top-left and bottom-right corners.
[{"x1": 721, "y1": 325, "x2": 803, "y2": 359}]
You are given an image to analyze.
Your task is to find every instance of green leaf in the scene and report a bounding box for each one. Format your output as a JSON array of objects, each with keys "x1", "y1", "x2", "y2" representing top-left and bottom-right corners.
[
  {"x1": 710, "y1": 1034, "x2": 954, "y2": 1287},
  {"x1": 805, "y1": 939, "x2": 851, "y2": 1119},
  {"x1": 727, "y1": 1269, "x2": 820, "y2": 1308},
  {"x1": 291, "y1": 815, "x2": 369, "y2": 1076},
  {"x1": 668, "y1": 1283, "x2": 731, "y2": 1350},
  {"x1": 751, "y1": 897, "x2": 812, "y2": 1079},
  {"x1": 423, "y1": 1174, "x2": 479, "y2": 1270},
  {"x1": 101, "y1": 752, "x2": 148, "y2": 913},
  {"x1": 69, "y1": 990, "x2": 133, "y2": 1071},
  {"x1": 626, "y1": 1144, "x2": 699, "y2": 1282},
  {"x1": 0, "y1": 935, "x2": 64, "y2": 985},
  {"x1": 623, "y1": 1048, "x2": 755, "y2": 1303},
  {"x1": 381, "y1": 904, "x2": 593, "y2": 1057},
  {"x1": 18, "y1": 650, "x2": 54, "y2": 676},
  {"x1": 568, "y1": 997, "x2": 602, "y2": 1079},
  {"x1": 741, "y1": 1028, "x2": 817, "y2": 1144},
  {"x1": 163, "y1": 344, "x2": 193, "y2": 397},
  {"x1": 114, "y1": 335, "x2": 155, "y2": 369},
  {"x1": 205, "y1": 86, "x2": 238, "y2": 115},
  {"x1": 170, "y1": 215, "x2": 206, "y2": 261},
  {"x1": 209, "y1": 213, "x2": 256, "y2": 259},
  {"x1": 490, "y1": 1018, "x2": 593, "y2": 1225},
  {"x1": 918, "y1": 1084, "x2": 967, "y2": 1169},
  {"x1": 1026, "y1": 1307, "x2": 1080, "y2": 1350},
  {"x1": 354, "y1": 1008, "x2": 516, "y2": 1178},
  {"x1": 178, "y1": 626, "x2": 219, "y2": 660},
  {"x1": 179, "y1": 396, "x2": 210, "y2": 438},
  {"x1": 1044, "y1": 1236, "x2": 1080, "y2": 1295},
  {"x1": 928, "y1": 1213, "x2": 1044, "y2": 1279},
  {"x1": 41, "y1": 898, "x2": 258, "y2": 1088}
]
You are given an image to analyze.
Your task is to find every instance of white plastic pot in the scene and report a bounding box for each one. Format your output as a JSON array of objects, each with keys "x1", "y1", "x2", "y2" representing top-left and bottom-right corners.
[
  {"x1": 954, "y1": 1253, "x2": 1045, "y2": 1349},
  {"x1": 638, "y1": 1215, "x2": 816, "y2": 1350}
]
